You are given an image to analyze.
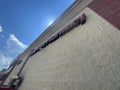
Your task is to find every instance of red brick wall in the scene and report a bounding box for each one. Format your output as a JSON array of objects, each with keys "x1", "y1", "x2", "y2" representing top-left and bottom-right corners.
[{"x1": 89, "y1": 0, "x2": 120, "y2": 30}]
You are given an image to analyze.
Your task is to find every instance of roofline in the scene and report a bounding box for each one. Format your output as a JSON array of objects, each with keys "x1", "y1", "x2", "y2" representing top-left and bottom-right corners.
[{"x1": 20, "y1": 0, "x2": 93, "y2": 58}]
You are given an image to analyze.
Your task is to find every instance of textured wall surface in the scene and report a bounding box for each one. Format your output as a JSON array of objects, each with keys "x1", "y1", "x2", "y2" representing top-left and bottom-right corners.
[
  {"x1": 3, "y1": 55, "x2": 28, "y2": 85},
  {"x1": 89, "y1": 0, "x2": 120, "y2": 30},
  {"x1": 19, "y1": 8, "x2": 120, "y2": 90},
  {"x1": 23, "y1": 0, "x2": 93, "y2": 55}
]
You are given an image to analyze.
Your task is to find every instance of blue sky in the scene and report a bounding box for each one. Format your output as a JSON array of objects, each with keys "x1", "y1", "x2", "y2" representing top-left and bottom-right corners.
[{"x1": 0, "y1": 0, "x2": 75, "y2": 71}]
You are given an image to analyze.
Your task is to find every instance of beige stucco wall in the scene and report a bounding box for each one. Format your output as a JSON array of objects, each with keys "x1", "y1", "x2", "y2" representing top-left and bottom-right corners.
[
  {"x1": 19, "y1": 7, "x2": 120, "y2": 90},
  {"x1": 3, "y1": 55, "x2": 28, "y2": 85},
  {"x1": 23, "y1": 0, "x2": 93, "y2": 55}
]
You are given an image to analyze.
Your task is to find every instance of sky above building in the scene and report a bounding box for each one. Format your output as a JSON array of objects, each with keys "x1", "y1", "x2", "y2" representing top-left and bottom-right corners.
[{"x1": 0, "y1": 0, "x2": 75, "y2": 71}]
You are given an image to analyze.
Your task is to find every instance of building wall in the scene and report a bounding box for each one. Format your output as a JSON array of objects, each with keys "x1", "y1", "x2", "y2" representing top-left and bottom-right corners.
[
  {"x1": 18, "y1": 7, "x2": 120, "y2": 90},
  {"x1": 3, "y1": 55, "x2": 28, "y2": 85},
  {"x1": 89, "y1": 0, "x2": 120, "y2": 30},
  {"x1": 22, "y1": 0, "x2": 93, "y2": 55}
]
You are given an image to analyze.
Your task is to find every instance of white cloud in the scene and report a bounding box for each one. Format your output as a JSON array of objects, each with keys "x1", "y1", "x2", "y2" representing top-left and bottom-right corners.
[
  {"x1": 9, "y1": 34, "x2": 27, "y2": 48},
  {"x1": 0, "y1": 26, "x2": 2, "y2": 32},
  {"x1": 5, "y1": 34, "x2": 28, "y2": 57},
  {"x1": 0, "y1": 53, "x2": 12, "y2": 71},
  {"x1": 0, "y1": 34, "x2": 28, "y2": 70}
]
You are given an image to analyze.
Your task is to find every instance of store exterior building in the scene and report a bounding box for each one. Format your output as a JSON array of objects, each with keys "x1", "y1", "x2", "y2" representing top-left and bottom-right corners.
[{"x1": 1, "y1": 0, "x2": 120, "y2": 90}]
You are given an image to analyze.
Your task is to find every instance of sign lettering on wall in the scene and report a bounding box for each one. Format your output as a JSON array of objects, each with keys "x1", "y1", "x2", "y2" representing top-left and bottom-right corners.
[{"x1": 29, "y1": 13, "x2": 86, "y2": 57}]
